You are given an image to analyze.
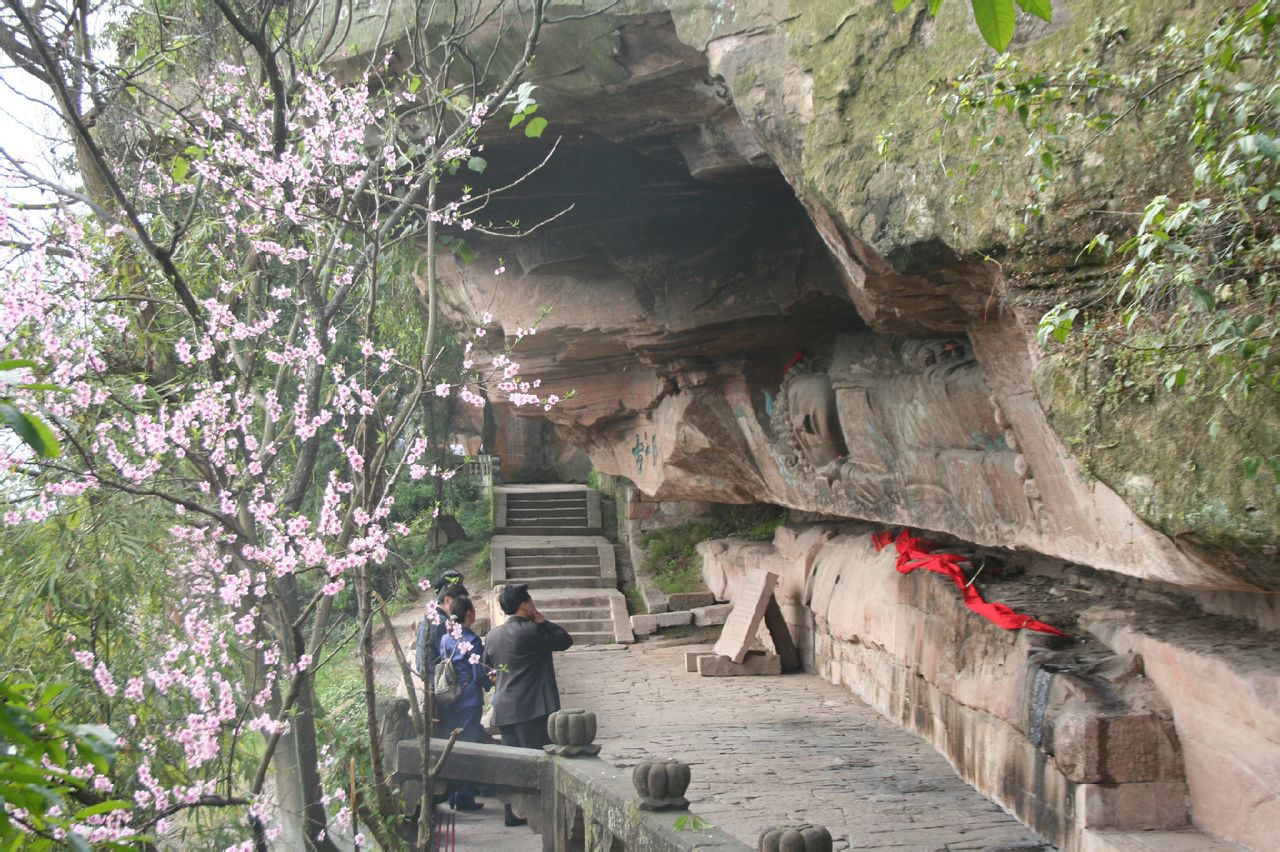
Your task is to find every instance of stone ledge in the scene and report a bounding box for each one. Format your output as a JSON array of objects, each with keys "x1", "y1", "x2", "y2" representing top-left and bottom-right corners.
[{"x1": 692, "y1": 603, "x2": 732, "y2": 626}]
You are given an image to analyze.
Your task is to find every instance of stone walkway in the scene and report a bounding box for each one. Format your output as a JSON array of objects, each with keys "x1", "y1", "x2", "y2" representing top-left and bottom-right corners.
[
  {"x1": 380, "y1": 594, "x2": 1050, "y2": 849},
  {"x1": 555, "y1": 642, "x2": 1049, "y2": 852}
]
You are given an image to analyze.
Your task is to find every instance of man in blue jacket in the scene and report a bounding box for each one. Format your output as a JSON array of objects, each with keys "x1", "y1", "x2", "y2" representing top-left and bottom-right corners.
[{"x1": 482, "y1": 583, "x2": 573, "y2": 825}]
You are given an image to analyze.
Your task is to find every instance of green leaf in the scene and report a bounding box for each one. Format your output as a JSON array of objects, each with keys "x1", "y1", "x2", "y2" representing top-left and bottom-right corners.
[
  {"x1": 170, "y1": 156, "x2": 189, "y2": 182},
  {"x1": 467, "y1": 156, "x2": 488, "y2": 174},
  {"x1": 1188, "y1": 284, "x2": 1217, "y2": 312},
  {"x1": 0, "y1": 359, "x2": 37, "y2": 372},
  {"x1": 893, "y1": 0, "x2": 914, "y2": 12},
  {"x1": 0, "y1": 401, "x2": 57, "y2": 457},
  {"x1": 928, "y1": 0, "x2": 944, "y2": 14},
  {"x1": 72, "y1": 799, "x2": 131, "y2": 820},
  {"x1": 1015, "y1": 0, "x2": 1052, "y2": 22},
  {"x1": 972, "y1": 0, "x2": 1016, "y2": 50},
  {"x1": 1242, "y1": 456, "x2": 1261, "y2": 479},
  {"x1": 439, "y1": 235, "x2": 476, "y2": 265},
  {"x1": 525, "y1": 116, "x2": 548, "y2": 139},
  {"x1": 27, "y1": 411, "x2": 60, "y2": 458}
]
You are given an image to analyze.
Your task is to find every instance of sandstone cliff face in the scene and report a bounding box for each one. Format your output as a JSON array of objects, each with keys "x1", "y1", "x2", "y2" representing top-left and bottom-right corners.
[
  {"x1": 353, "y1": 3, "x2": 1280, "y2": 847},
  {"x1": 406, "y1": 1, "x2": 1276, "y2": 591}
]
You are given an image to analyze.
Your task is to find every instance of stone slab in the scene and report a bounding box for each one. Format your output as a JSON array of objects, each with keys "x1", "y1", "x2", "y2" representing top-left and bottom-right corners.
[
  {"x1": 631, "y1": 610, "x2": 693, "y2": 636},
  {"x1": 637, "y1": 571, "x2": 671, "y2": 614},
  {"x1": 606, "y1": 588, "x2": 635, "y2": 644},
  {"x1": 696, "y1": 651, "x2": 782, "y2": 677},
  {"x1": 691, "y1": 603, "x2": 733, "y2": 627},
  {"x1": 667, "y1": 590, "x2": 715, "y2": 609},
  {"x1": 712, "y1": 568, "x2": 778, "y2": 664}
]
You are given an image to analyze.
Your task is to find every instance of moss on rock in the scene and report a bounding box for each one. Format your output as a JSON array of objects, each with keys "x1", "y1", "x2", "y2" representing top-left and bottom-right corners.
[{"x1": 1033, "y1": 352, "x2": 1279, "y2": 588}]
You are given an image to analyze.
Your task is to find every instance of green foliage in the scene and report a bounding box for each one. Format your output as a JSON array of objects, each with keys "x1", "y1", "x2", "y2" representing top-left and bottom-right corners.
[
  {"x1": 392, "y1": 477, "x2": 494, "y2": 593},
  {"x1": 893, "y1": 0, "x2": 1054, "y2": 52},
  {"x1": 937, "y1": 2, "x2": 1279, "y2": 483},
  {"x1": 640, "y1": 504, "x2": 786, "y2": 596},
  {"x1": 0, "y1": 679, "x2": 132, "y2": 849},
  {"x1": 673, "y1": 813, "x2": 712, "y2": 832},
  {"x1": 312, "y1": 656, "x2": 374, "y2": 787},
  {"x1": 0, "y1": 357, "x2": 61, "y2": 458},
  {"x1": 621, "y1": 583, "x2": 645, "y2": 615}
]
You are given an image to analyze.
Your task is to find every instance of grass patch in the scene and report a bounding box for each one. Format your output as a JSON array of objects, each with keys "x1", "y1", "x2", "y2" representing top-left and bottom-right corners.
[
  {"x1": 401, "y1": 479, "x2": 494, "y2": 592},
  {"x1": 622, "y1": 582, "x2": 646, "y2": 615},
  {"x1": 312, "y1": 634, "x2": 387, "y2": 801},
  {"x1": 640, "y1": 504, "x2": 786, "y2": 595}
]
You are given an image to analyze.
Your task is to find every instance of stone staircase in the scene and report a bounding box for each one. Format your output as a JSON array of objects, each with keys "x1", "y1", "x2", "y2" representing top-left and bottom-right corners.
[
  {"x1": 490, "y1": 485, "x2": 632, "y2": 646},
  {"x1": 493, "y1": 484, "x2": 602, "y2": 536}
]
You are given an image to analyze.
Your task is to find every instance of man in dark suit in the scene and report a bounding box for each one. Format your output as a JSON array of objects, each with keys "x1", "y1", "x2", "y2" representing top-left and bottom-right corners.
[{"x1": 482, "y1": 583, "x2": 573, "y2": 826}]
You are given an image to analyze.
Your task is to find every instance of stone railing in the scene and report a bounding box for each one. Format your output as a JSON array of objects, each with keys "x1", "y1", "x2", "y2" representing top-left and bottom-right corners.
[
  {"x1": 457, "y1": 454, "x2": 499, "y2": 488},
  {"x1": 393, "y1": 737, "x2": 754, "y2": 851},
  {"x1": 393, "y1": 704, "x2": 829, "y2": 852}
]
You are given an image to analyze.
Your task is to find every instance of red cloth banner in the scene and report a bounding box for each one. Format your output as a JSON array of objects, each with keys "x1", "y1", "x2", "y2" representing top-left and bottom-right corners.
[{"x1": 871, "y1": 529, "x2": 1069, "y2": 637}]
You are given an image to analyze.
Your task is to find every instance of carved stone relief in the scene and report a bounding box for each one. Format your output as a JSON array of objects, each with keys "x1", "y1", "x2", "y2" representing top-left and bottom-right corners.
[{"x1": 767, "y1": 332, "x2": 1038, "y2": 540}]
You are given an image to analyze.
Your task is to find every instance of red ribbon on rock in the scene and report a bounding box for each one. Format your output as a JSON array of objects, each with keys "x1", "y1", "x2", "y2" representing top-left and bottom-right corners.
[{"x1": 871, "y1": 529, "x2": 1069, "y2": 637}]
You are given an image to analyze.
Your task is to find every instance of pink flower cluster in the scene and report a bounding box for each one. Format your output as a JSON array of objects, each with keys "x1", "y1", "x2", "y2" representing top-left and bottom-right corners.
[{"x1": 0, "y1": 57, "x2": 564, "y2": 847}]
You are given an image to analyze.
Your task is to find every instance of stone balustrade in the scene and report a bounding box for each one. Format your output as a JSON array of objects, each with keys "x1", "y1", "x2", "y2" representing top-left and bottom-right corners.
[{"x1": 393, "y1": 737, "x2": 748, "y2": 851}]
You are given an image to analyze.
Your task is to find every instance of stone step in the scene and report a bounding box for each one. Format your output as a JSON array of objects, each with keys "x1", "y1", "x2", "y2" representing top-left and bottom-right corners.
[
  {"x1": 500, "y1": 546, "x2": 600, "y2": 557},
  {"x1": 523, "y1": 592, "x2": 616, "y2": 608},
  {"x1": 507, "y1": 494, "x2": 587, "y2": 503},
  {"x1": 502, "y1": 525, "x2": 591, "y2": 535},
  {"x1": 505, "y1": 505, "x2": 587, "y2": 515},
  {"x1": 515, "y1": 575, "x2": 606, "y2": 589},
  {"x1": 504, "y1": 552, "x2": 600, "y2": 563},
  {"x1": 562, "y1": 631, "x2": 616, "y2": 646},
  {"x1": 506, "y1": 513, "x2": 589, "y2": 523},
  {"x1": 503, "y1": 554, "x2": 600, "y2": 567},
  {"x1": 506, "y1": 496, "x2": 587, "y2": 507},
  {"x1": 504, "y1": 515, "x2": 589, "y2": 525},
  {"x1": 548, "y1": 617, "x2": 615, "y2": 634},
  {"x1": 505, "y1": 565, "x2": 601, "y2": 580},
  {"x1": 506, "y1": 505, "x2": 588, "y2": 515},
  {"x1": 531, "y1": 606, "x2": 613, "y2": 621}
]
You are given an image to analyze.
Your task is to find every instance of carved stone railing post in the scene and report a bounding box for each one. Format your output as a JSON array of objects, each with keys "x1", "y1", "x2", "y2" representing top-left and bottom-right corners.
[
  {"x1": 758, "y1": 824, "x2": 832, "y2": 851},
  {"x1": 545, "y1": 708, "x2": 601, "y2": 756},
  {"x1": 632, "y1": 757, "x2": 691, "y2": 811}
]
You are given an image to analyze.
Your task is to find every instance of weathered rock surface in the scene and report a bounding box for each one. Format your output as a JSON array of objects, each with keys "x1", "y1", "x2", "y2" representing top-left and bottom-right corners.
[{"x1": 395, "y1": 1, "x2": 1276, "y2": 590}]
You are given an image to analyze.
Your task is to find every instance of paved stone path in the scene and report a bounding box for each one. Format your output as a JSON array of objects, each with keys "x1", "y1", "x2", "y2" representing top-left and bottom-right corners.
[
  {"x1": 556, "y1": 642, "x2": 1050, "y2": 851},
  {"x1": 379, "y1": 586, "x2": 1050, "y2": 849}
]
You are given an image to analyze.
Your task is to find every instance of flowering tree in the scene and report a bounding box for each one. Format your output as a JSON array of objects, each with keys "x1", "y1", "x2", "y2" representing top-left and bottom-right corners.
[{"x1": 0, "y1": 0, "x2": 561, "y2": 847}]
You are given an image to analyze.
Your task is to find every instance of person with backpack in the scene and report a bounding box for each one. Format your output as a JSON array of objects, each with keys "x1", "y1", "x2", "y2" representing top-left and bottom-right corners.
[
  {"x1": 415, "y1": 580, "x2": 468, "y2": 681},
  {"x1": 437, "y1": 596, "x2": 491, "y2": 811}
]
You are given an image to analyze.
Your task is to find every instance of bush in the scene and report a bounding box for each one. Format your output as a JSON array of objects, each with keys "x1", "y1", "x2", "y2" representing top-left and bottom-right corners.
[{"x1": 640, "y1": 504, "x2": 786, "y2": 595}]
